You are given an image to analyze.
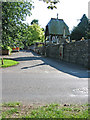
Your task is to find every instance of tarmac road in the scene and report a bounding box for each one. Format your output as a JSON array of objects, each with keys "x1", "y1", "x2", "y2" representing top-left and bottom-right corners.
[{"x1": 1, "y1": 50, "x2": 89, "y2": 105}]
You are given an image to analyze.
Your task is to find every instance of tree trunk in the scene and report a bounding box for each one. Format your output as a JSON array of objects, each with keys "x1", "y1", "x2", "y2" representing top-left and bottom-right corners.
[{"x1": 1, "y1": 58, "x2": 3, "y2": 65}]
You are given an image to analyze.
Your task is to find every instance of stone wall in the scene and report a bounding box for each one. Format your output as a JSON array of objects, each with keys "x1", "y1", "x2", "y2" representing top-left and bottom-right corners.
[
  {"x1": 63, "y1": 40, "x2": 88, "y2": 68},
  {"x1": 44, "y1": 39, "x2": 90, "y2": 69},
  {"x1": 45, "y1": 44, "x2": 60, "y2": 59}
]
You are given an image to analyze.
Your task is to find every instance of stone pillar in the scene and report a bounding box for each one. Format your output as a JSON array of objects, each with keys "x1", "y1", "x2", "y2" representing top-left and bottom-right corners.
[{"x1": 59, "y1": 44, "x2": 64, "y2": 60}]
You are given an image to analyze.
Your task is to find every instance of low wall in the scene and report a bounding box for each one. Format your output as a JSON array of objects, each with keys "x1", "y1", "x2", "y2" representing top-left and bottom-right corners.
[
  {"x1": 63, "y1": 40, "x2": 89, "y2": 68},
  {"x1": 0, "y1": 49, "x2": 10, "y2": 55},
  {"x1": 44, "y1": 39, "x2": 89, "y2": 69},
  {"x1": 45, "y1": 44, "x2": 60, "y2": 59}
]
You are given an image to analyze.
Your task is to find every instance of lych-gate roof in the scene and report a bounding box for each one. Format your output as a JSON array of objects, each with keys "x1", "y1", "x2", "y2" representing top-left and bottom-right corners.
[{"x1": 45, "y1": 18, "x2": 70, "y2": 36}]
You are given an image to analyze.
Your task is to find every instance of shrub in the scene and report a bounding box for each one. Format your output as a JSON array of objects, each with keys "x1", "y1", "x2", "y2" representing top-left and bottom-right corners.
[{"x1": 1, "y1": 45, "x2": 12, "y2": 52}]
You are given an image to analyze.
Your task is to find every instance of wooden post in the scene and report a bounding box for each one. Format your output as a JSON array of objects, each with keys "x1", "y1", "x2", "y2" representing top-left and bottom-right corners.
[{"x1": 1, "y1": 58, "x2": 3, "y2": 65}]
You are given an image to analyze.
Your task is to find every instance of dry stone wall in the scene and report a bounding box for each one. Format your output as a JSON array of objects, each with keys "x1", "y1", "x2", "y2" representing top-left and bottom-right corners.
[
  {"x1": 46, "y1": 44, "x2": 60, "y2": 59},
  {"x1": 63, "y1": 40, "x2": 89, "y2": 68},
  {"x1": 44, "y1": 39, "x2": 89, "y2": 69}
]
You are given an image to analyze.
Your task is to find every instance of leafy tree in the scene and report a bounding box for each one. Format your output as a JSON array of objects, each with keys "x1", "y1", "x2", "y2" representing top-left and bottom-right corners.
[
  {"x1": 26, "y1": 24, "x2": 45, "y2": 47},
  {"x1": 31, "y1": 19, "x2": 39, "y2": 25},
  {"x1": 1, "y1": 0, "x2": 59, "y2": 50},
  {"x1": 19, "y1": 23, "x2": 44, "y2": 49},
  {"x1": 71, "y1": 14, "x2": 89, "y2": 40},
  {"x1": 41, "y1": 0, "x2": 60, "y2": 9},
  {"x1": 87, "y1": 31, "x2": 90, "y2": 39},
  {"x1": 2, "y1": 2, "x2": 33, "y2": 48},
  {"x1": 86, "y1": 21, "x2": 90, "y2": 39}
]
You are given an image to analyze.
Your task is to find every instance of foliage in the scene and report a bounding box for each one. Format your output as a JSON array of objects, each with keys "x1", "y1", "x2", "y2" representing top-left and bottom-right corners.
[
  {"x1": 2, "y1": 2, "x2": 33, "y2": 48},
  {"x1": 1, "y1": 45, "x2": 12, "y2": 53},
  {"x1": 0, "y1": 59, "x2": 19, "y2": 68},
  {"x1": 37, "y1": 44, "x2": 43, "y2": 47},
  {"x1": 21, "y1": 23, "x2": 45, "y2": 49},
  {"x1": 2, "y1": 2, "x2": 45, "y2": 49},
  {"x1": 1, "y1": 0, "x2": 59, "y2": 50},
  {"x1": 7, "y1": 46, "x2": 12, "y2": 53},
  {"x1": 41, "y1": 0, "x2": 60, "y2": 9},
  {"x1": 30, "y1": 24, "x2": 45, "y2": 43},
  {"x1": 71, "y1": 14, "x2": 89, "y2": 40},
  {"x1": 31, "y1": 19, "x2": 39, "y2": 25},
  {"x1": 87, "y1": 31, "x2": 90, "y2": 39},
  {"x1": 87, "y1": 21, "x2": 90, "y2": 39}
]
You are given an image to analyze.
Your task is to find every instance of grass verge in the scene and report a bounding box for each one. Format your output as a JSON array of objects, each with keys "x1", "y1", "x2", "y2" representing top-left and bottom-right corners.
[
  {"x1": 0, "y1": 58, "x2": 19, "y2": 68},
  {"x1": 1, "y1": 102, "x2": 89, "y2": 119}
]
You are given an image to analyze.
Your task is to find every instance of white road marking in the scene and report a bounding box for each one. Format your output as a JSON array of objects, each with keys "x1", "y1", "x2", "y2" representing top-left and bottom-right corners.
[{"x1": 45, "y1": 71, "x2": 49, "y2": 73}]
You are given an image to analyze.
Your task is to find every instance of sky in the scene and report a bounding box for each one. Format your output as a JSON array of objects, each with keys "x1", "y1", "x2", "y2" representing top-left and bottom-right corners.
[{"x1": 24, "y1": 0, "x2": 89, "y2": 31}]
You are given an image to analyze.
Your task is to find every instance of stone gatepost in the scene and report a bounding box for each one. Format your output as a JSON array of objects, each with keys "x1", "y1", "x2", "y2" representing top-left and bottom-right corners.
[{"x1": 59, "y1": 44, "x2": 64, "y2": 60}]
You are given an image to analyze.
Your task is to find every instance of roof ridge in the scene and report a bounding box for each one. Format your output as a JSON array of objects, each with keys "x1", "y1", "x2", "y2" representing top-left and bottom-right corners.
[{"x1": 51, "y1": 18, "x2": 63, "y2": 21}]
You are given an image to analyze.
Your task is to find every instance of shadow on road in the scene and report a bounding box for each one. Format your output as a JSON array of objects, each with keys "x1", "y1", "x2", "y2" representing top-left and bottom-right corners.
[
  {"x1": 11, "y1": 50, "x2": 89, "y2": 78},
  {"x1": 21, "y1": 63, "x2": 47, "y2": 69}
]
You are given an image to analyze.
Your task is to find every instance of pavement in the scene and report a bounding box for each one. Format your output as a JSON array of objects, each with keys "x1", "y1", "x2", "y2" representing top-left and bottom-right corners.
[{"x1": 0, "y1": 50, "x2": 89, "y2": 105}]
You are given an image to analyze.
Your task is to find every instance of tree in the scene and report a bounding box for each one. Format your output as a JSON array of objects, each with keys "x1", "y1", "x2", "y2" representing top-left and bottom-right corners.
[
  {"x1": 1, "y1": 0, "x2": 59, "y2": 49},
  {"x1": 31, "y1": 19, "x2": 39, "y2": 25},
  {"x1": 18, "y1": 23, "x2": 44, "y2": 49},
  {"x1": 41, "y1": 0, "x2": 60, "y2": 9},
  {"x1": 86, "y1": 21, "x2": 90, "y2": 39},
  {"x1": 2, "y1": 2, "x2": 33, "y2": 48},
  {"x1": 71, "y1": 14, "x2": 89, "y2": 40},
  {"x1": 27, "y1": 24, "x2": 45, "y2": 46}
]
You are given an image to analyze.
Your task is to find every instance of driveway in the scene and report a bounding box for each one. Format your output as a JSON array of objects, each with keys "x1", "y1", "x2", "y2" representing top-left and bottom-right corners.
[{"x1": 1, "y1": 50, "x2": 88, "y2": 104}]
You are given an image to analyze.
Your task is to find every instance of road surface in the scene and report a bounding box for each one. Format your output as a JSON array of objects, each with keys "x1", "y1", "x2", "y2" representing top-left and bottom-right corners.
[{"x1": 1, "y1": 50, "x2": 88, "y2": 105}]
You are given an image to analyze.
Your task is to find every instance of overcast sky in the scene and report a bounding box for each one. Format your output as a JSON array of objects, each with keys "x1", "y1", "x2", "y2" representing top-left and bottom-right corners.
[{"x1": 24, "y1": 0, "x2": 89, "y2": 31}]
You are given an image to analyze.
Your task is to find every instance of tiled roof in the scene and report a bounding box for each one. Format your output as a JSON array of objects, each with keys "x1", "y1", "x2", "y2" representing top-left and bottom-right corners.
[{"x1": 45, "y1": 18, "x2": 70, "y2": 36}]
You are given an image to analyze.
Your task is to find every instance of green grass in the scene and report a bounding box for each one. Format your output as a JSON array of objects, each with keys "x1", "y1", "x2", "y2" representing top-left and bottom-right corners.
[
  {"x1": 1, "y1": 102, "x2": 21, "y2": 119},
  {"x1": 1, "y1": 102, "x2": 89, "y2": 119},
  {"x1": 0, "y1": 58, "x2": 19, "y2": 68},
  {"x1": 25, "y1": 104, "x2": 88, "y2": 118},
  {"x1": 2, "y1": 108, "x2": 18, "y2": 118},
  {"x1": 2, "y1": 102, "x2": 21, "y2": 107}
]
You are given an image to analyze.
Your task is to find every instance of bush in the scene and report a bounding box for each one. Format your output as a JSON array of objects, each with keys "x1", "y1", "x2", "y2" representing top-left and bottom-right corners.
[
  {"x1": 1, "y1": 45, "x2": 12, "y2": 52},
  {"x1": 7, "y1": 46, "x2": 12, "y2": 52}
]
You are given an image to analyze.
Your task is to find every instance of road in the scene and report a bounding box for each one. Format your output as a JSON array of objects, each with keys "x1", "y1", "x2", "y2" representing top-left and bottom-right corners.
[{"x1": 1, "y1": 50, "x2": 88, "y2": 105}]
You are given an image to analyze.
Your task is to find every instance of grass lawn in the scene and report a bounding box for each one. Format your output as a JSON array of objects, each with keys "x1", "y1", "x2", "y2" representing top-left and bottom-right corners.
[
  {"x1": 1, "y1": 102, "x2": 89, "y2": 119},
  {"x1": 0, "y1": 58, "x2": 19, "y2": 68}
]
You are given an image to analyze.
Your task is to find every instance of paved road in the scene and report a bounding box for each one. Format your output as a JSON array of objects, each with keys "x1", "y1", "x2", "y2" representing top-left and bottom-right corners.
[{"x1": 1, "y1": 51, "x2": 88, "y2": 105}]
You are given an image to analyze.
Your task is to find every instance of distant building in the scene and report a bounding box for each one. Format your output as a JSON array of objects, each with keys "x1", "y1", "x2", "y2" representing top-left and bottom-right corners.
[{"x1": 45, "y1": 18, "x2": 70, "y2": 45}]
